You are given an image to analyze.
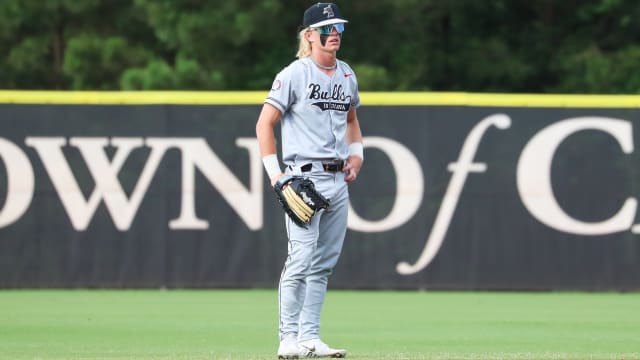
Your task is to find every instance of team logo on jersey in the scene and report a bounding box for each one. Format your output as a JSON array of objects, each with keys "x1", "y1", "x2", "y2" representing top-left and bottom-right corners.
[
  {"x1": 271, "y1": 79, "x2": 282, "y2": 91},
  {"x1": 307, "y1": 83, "x2": 352, "y2": 112}
]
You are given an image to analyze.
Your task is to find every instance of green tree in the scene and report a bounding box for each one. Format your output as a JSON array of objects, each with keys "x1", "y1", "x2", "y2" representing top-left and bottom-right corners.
[
  {"x1": 0, "y1": 0, "x2": 155, "y2": 89},
  {"x1": 2, "y1": 0, "x2": 640, "y2": 93},
  {"x1": 133, "y1": 0, "x2": 295, "y2": 90},
  {"x1": 64, "y1": 34, "x2": 151, "y2": 90}
]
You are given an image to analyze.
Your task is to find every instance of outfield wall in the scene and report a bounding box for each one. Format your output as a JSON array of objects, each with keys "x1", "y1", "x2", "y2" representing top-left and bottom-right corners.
[{"x1": 1, "y1": 91, "x2": 640, "y2": 290}]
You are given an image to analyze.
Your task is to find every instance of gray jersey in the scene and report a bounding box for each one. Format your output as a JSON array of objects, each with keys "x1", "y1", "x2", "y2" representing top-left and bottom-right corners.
[{"x1": 265, "y1": 56, "x2": 360, "y2": 166}]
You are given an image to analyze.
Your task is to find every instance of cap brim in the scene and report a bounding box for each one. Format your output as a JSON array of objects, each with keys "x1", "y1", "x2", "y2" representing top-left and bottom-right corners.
[{"x1": 308, "y1": 18, "x2": 348, "y2": 28}]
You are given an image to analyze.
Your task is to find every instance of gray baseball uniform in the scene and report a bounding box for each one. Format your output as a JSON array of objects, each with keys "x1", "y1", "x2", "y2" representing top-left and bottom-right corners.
[{"x1": 266, "y1": 56, "x2": 359, "y2": 342}]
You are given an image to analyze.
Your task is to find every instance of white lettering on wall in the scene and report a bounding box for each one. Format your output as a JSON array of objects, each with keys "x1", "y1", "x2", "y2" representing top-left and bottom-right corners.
[
  {"x1": 0, "y1": 138, "x2": 34, "y2": 227},
  {"x1": 348, "y1": 136, "x2": 424, "y2": 232},
  {"x1": 167, "y1": 137, "x2": 262, "y2": 230},
  {"x1": 517, "y1": 117, "x2": 636, "y2": 235},
  {"x1": 396, "y1": 114, "x2": 512, "y2": 275},
  {"x1": 0, "y1": 113, "x2": 637, "y2": 276},
  {"x1": 23, "y1": 137, "x2": 262, "y2": 231},
  {"x1": 26, "y1": 137, "x2": 165, "y2": 230}
]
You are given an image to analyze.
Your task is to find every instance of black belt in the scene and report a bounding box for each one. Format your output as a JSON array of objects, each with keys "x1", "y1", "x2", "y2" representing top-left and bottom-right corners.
[{"x1": 300, "y1": 160, "x2": 345, "y2": 173}]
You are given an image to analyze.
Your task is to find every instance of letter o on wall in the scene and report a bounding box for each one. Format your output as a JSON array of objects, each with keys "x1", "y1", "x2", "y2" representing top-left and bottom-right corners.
[
  {"x1": 348, "y1": 136, "x2": 424, "y2": 232},
  {"x1": 0, "y1": 139, "x2": 35, "y2": 227}
]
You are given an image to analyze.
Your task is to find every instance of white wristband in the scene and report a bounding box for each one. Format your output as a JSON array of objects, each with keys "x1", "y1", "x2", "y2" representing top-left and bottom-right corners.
[
  {"x1": 262, "y1": 154, "x2": 281, "y2": 179},
  {"x1": 349, "y1": 142, "x2": 364, "y2": 160}
]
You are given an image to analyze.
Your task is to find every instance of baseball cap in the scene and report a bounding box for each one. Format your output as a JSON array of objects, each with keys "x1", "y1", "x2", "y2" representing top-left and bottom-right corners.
[{"x1": 303, "y1": 3, "x2": 348, "y2": 28}]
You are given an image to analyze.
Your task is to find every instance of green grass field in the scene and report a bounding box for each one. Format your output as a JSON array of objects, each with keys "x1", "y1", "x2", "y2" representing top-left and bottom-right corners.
[{"x1": 0, "y1": 290, "x2": 638, "y2": 359}]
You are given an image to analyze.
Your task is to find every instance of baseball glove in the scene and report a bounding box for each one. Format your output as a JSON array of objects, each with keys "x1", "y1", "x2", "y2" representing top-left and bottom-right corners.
[{"x1": 273, "y1": 175, "x2": 330, "y2": 228}]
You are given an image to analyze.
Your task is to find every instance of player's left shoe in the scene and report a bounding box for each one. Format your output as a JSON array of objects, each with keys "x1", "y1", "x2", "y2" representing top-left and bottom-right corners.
[{"x1": 298, "y1": 338, "x2": 347, "y2": 358}]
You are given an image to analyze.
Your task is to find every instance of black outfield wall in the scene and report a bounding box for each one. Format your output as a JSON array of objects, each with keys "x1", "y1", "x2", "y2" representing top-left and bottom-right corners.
[{"x1": 1, "y1": 100, "x2": 639, "y2": 290}]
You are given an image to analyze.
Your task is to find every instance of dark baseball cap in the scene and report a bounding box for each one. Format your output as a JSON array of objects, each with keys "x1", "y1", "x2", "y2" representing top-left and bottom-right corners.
[{"x1": 303, "y1": 3, "x2": 348, "y2": 28}]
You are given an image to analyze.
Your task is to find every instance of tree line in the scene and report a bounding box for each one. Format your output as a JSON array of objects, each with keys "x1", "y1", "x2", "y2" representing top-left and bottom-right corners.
[{"x1": 2, "y1": 0, "x2": 640, "y2": 93}]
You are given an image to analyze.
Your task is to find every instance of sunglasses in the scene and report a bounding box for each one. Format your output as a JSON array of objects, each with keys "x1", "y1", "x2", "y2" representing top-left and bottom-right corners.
[{"x1": 312, "y1": 23, "x2": 345, "y2": 35}]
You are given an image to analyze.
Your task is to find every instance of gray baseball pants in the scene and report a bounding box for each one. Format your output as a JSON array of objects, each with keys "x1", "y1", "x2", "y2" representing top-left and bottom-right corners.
[{"x1": 278, "y1": 162, "x2": 349, "y2": 342}]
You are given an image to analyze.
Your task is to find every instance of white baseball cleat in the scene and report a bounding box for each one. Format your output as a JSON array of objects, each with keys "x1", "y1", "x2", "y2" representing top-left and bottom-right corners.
[
  {"x1": 298, "y1": 338, "x2": 347, "y2": 358},
  {"x1": 277, "y1": 336, "x2": 299, "y2": 359}
]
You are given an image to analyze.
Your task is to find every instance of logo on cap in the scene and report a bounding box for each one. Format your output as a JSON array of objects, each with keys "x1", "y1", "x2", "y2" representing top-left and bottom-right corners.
[{"x1": 323, "y1": 4, "x2": 334, "y2": 18}]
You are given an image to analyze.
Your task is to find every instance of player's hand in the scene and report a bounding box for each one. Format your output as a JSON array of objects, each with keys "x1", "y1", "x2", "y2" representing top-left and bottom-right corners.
[
  {"x1": 270, "y1": 173, "x2": 285, "y2": 186},
  {"x1": 343, "y1": 155, "x2": 362, "y2": 183}
]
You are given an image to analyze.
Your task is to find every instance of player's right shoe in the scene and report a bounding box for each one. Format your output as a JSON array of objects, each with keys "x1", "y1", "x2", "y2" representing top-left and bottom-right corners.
[
  {"x1": 298, "y1": 338, "x2": 347, "y2": 358},
  {"x1": 277, "y1": 335, "x2": 299, "y2": 359}
]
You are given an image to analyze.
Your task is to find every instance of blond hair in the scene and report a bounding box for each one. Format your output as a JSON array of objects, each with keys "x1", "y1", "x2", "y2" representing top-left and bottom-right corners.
[{"x1": 296, "y1": 28, "x2": 311, "y2": 58}]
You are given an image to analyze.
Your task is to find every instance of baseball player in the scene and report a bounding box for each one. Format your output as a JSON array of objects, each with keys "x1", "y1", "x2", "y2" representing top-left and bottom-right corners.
[{"x1": 255, "y1": 3, "x2": 363, "y2": 358}]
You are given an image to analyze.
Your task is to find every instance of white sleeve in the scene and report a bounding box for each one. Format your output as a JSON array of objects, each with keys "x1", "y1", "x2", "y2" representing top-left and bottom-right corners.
[{"x1": 265, "y1": 66, "x2": 295, "y2": 114}]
